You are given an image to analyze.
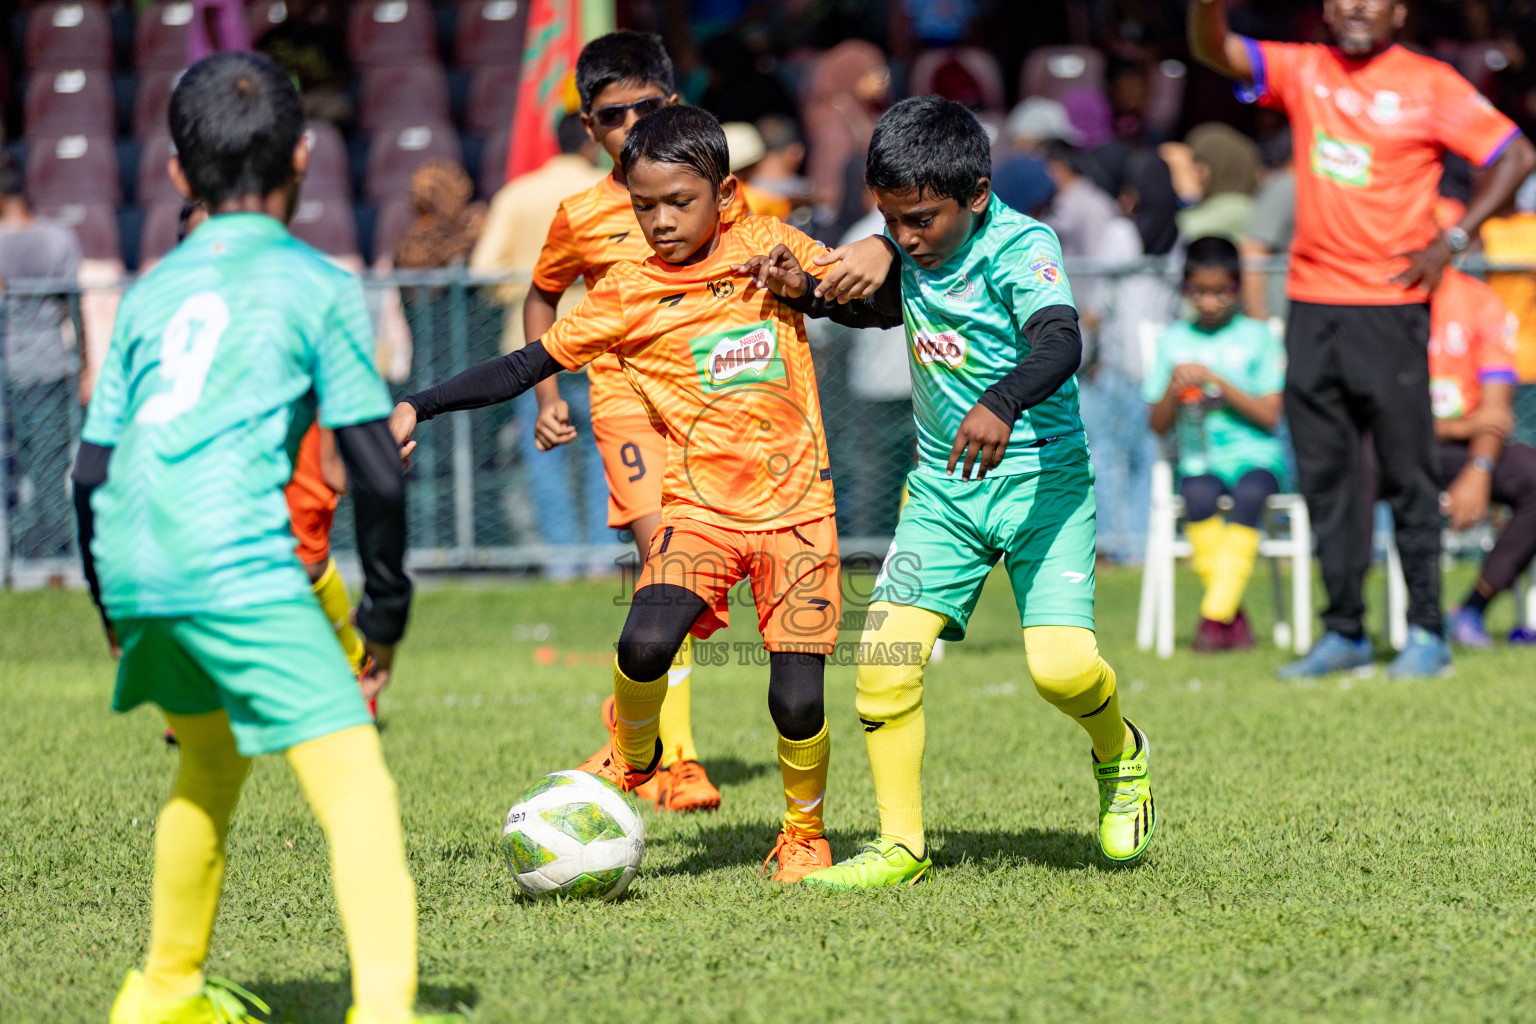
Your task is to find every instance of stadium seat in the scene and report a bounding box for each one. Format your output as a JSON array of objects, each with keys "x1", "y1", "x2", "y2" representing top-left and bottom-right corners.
[
  {"x1": 910, "y1": 48, "x2": 1006, "y2": 115},
  {"x1": 39, "y1": 201, "x2": 122, "y2": 261},
  {"x1": 137, "y1": 199, "x2": 185, "y2": 266},
  {"x1": 135, "y1": 1, "x2": 194, "y2": 72},
  {"x1": 364, "y1": 120, "x2": 460, "y2": 202},
  {"x1": 136, "y1": 133, "x2": 179, "y2": 205},
  {"x1": 247, "y1": 0, "x2": 290, "y2": 42},
  {"x1": 1020, "y1": 46, "x2": 1106, "y2": 102},
  {"x1": 289, "y1": 196, "x2": 360, "y2": 257},
  {"x1": 347, "y1": 0, "x2": 438, "y2": 67},
  {"x1": 478, "y1": 126, "x2": 508, "y2": 199},
  {"x1": 24, "y1": 68, "x2": 115, "y2": 138},
  {"x1": 25, "y1": 1, "x2": 112, "y2": 71},
  {"x1": 25, "y1": 134, "x2": 121, "y2": 206},
  {"x1": 132, "y1": 69, "x2": 180, "y2": 138},
  {"x1": 359, "y1": 63, "x2": 451, "y2": 135},
  {"x1": 370, "y1": 196, "x2": 413, "y2": 263},
  {"x1": 464, "y1": 63, "x2": 519, "y2": 137},
  {"x1": 455, "y1": 0, "x2": 526, "y2": 67},
  {"x1": 302, "y1": 120, "x2": 352, "y2": 200}
]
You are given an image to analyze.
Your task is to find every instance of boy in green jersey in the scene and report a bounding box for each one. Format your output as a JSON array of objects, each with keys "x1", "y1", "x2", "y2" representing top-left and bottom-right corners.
[
  {"x1": 741, "y1": 96, "x2": 1156, "y2": 887},
  {"x1": 1145, "y1": 236, "x2": 1287, "y2": 651},
  {"x1": 73, "y1": 54, "x2": 451, "y2": 1024}
]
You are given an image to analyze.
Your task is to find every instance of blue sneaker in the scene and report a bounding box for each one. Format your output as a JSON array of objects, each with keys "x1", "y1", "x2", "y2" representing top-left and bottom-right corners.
[
  {"x1": 1448, "y1": 607, "x2": 1492, "y2": 648},
  {"x1": 1388, "y1": 626, "x2": 1453, "y2": 678},
  {"x1": 1276, "y1": 631, "x2": 1374, "y2": 679},
  {"x1": 1509, "y1": 626, "x2": 1536, "y2": 645}
]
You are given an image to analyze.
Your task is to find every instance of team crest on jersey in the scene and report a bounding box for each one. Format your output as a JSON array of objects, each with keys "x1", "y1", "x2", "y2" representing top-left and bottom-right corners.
[
  {"x1": 1368, "y1": 90, "x2": 1402, "y2": 125},
  {"x1": 1310, "y1": 129, "x2": 1373, "y2": 187},
  {"x1": 913, "y1": 328, "x2": 967, "y2": 368},
  {"x1": 1029, "y1": 254, "x2": 1062, "y2": 284},
  {"x1": 708, "y1": 278, "x2": 735, "y2": 300},
  {"x1": 944, "y1": 274, "x2": 976, "y2": 301},
  {"x1": 689, "y1": 320, "x2": 788, "y2": 391}
]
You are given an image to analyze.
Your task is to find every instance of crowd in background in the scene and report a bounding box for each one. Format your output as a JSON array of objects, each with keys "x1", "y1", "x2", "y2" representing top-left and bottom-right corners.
[{"x1": 11, "y1": 0, "x2": 1536, "y2": 582}]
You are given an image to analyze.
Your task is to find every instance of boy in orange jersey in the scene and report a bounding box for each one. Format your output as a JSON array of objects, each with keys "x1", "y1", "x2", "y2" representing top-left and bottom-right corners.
[
  {"x1": 391, "y1": 106, "x2": 892, "y2": 881},
  {"x1": 521, "y1": 32, "x2": 754, "y2": 812}
]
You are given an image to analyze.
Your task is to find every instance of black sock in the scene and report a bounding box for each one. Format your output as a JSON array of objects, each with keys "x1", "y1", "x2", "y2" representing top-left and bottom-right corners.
[{"x1": 1464, "y1": 589, "x2": 1491, "y2": 614}]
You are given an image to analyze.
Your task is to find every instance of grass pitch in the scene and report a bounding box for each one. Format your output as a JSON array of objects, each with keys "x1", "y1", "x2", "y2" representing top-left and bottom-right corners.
[{"x1": 3, "y1": 565, "x2": 1535, "y2": 1023}]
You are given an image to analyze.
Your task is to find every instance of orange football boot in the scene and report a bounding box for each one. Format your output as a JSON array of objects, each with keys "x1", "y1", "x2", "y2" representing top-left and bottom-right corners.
[
  {"x1": 602, "y1": 697, "x2": 720, "y2": 811},
  {"x1": 580, "y1": 699, "x2": 662, "y2": 793},
  {"x1": 601, "y1": 696, "x2": 661, "y2": 802},
  {"x1": 761, "y1": 830, "x2": 833, "y2": 882}
]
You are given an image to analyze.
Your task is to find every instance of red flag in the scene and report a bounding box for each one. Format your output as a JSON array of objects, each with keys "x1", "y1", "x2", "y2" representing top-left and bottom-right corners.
[{"x1": 505, "y1": 0, "x2": 583, "y2": 182}]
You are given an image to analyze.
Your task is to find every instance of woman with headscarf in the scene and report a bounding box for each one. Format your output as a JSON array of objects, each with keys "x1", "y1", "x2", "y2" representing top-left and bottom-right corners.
[
  {"x1": 1176, "y1": 122, "x2": 1261, "y2": 244},
  {"x1": 394, "y1": 159, "x2": 486, "y2": 270},
  {"x1": 802, "y1": 40, "x2": 890, "y2": 229}
]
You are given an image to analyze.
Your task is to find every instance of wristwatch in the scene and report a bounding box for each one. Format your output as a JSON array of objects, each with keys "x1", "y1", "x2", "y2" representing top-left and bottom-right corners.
[
  {"x1": 1471, "y1": 455, "x2": 1496, "y2": 473},
  {"x1": 1445, "y1": 226, "x2": 1471, "y2": 253}
]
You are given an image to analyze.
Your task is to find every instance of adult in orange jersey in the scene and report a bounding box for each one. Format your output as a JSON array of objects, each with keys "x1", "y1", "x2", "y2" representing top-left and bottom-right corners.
[
  {"x1": 391, "y1": 107, "x2": 893, "y2": 881},
  {"x1": 523, "y1": 32, "x2": 755, "y2": 813},
  {"x1": 1190, "y1": 0, "x2": 1536, "y2": 678}
]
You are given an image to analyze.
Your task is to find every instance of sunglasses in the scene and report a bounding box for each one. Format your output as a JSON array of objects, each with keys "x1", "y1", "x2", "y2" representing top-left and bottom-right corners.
[{"x1": 591, "y1": 96, "x2": 666, "y2": 128}]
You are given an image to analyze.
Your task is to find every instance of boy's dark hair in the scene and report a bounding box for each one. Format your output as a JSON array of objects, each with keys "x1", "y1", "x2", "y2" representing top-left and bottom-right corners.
[
  {"x1": 1183, "y1": 235, "x2": 1242, "y2": 282},
  {"x1": 866, "y1": 96, "x2": 992, "y2": 206},
  {"x1": 576, "y1": 31, "x2": 675, "y2": 113},
  {"x1": 557, "y1": 112, "x2": 590, "y2": 154},
  {"x1": 169, "y1": 52, "x2": 304, "y2": 207},
  {"x1": 620, "y1": 105, "x2": 729, "y2": 190},
  {"x1": 0, "y1": 154, "x2": 23, "y2": 198}
]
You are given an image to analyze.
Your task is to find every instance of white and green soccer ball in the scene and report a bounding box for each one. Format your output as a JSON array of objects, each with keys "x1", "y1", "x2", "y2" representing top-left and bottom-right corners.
[{"x1": 501, "y1": 770, "x2": 645, "y2": 900}]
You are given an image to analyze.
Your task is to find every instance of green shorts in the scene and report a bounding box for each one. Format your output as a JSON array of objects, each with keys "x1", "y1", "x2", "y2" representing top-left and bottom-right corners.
[
  {"x1": 872, "y1": 462, "x2": 1098, "y2": 641},
  {"x1": 112, "y1": 599, "x2": 370, "y2": 757}
]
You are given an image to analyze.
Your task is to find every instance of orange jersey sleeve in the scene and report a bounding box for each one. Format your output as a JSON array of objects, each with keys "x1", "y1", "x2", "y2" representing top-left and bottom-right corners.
[
  {"x1": 530, "y1": 203, "x2": 587, "y2": 294},
  {"x1": 540, "y1": 272, "x2": 631, "y2": 371},
  {"x1": 1429, "y1": 68, "x2": 1522, "y2": 168}
]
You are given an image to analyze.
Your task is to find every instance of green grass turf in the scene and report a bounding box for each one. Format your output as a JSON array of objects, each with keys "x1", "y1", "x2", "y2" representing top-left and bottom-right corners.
[{"x1": 3, "y1": 565, "x2": 1535, "y2": 1023}]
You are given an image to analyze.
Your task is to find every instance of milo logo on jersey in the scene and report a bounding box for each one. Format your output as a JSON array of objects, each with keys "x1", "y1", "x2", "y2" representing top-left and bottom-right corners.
[
  {"x1": 690, "y1": 320, "x2": 788, "y2": 392},
  {"x1": 1310, "y1": 129, "x2": 1373, "y2": 188},
  {"x1": 913, "y1": 328, "x2": 967, "y2": 368}
]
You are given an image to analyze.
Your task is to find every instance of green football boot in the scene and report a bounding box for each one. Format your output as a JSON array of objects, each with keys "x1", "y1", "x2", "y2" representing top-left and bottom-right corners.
[
  {"x1": 801, "y1": 838, "x2": 932, "y2": 889},
  {"x1": 1094, "y1": 719, "x2": 1156, "y2": 862},
  {"x1": 110, "y1": 970, "x2": 269, "y2": 1024}
]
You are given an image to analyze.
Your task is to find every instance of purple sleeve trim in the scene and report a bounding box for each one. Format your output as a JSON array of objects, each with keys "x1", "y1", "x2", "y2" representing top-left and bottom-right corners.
[
  {"x1": 1234, "y1": 37, "x2": 1269, "y2": 105},
  {"x1": 1480, "y1": 127, "x2": 1523, "y2": 168},
  {"x1": 1477, "y1": 368, "x2": 1519, "y2": 384}
]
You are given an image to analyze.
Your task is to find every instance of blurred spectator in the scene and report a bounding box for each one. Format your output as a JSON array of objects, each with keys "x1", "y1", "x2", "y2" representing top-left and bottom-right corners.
[
  {"x1": 1479, "y1": 173, "x2": 1536, "y2": 382},
  {"x1": 1062, "y1": 88, "x2": 1114, "y2": 150},
  {"x1": 467, "y1": 116, "x2": 611, "y2": 582},
  {"x1": 394, "y1": 160, "x2": 487, "y2": 270},
  {"x1": 1144, "y1": 237, "x2": 1286, "y2": 651},
  {"x1": 1040, "y1": 140, "x2": 1119, "y2": 262},
  {"x1": 255, "y1": 0, "x2": 352, "y2": 125},
  {"x1": 189, "y1": 0, "x2": 252, "y2": 63},
  {"x1": 698, "y1": 33, "x2": 797, "y2": 125},
  {"x1": 748, "y1": 114, "x2": 815, "y2": 214},
  {"x1": 1106, "y1": 57, "x2": 1151, "y2": 143},
  {"x1": 1003, "y1": 96, "x2": 1082, "y2": 153},
  {"x1": 723, "y1": 122, "x2": 794, "y2": 219},
  {"x1": 0, "y1": 156, "x2": 82, "y2": 560},
  {"x1": 1175, "y1": 123, "x2": 1261, "y2": 245},
  {"x1": 1240, "y1": 134, "x2": 1295, "y2": 322},
  {"x1": 803, "y1": 40, "x2": 890, "y2": 227},
  {"x1": 898, "y1": 0, "x2": 980, "y2": 48},
  {"x1": 992, "y1": 155, "x2": 1056, "y2": 217},
  {"x1": 1423, "y1": 268, "x2": 1536, "y2": 648}
]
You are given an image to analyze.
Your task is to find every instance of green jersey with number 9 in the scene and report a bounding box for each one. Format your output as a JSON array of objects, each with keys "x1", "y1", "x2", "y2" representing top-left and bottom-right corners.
[
  {"x1": 894, "y1": 192, "x2": 1088, "y2": 477},
  {"x1": 80, "y1": 214, "x2": 392, "y2": 619}
]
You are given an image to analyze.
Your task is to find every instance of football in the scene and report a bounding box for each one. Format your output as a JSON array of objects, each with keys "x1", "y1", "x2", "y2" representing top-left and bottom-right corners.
[{"x1": 500, "y1": 770, "x2": 645, "y2": 900}]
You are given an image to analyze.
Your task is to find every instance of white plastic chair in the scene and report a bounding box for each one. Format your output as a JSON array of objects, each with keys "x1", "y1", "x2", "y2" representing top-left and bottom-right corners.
[{"x1": 1383, "y1": 522, "x2": 1536, "y2": 649}]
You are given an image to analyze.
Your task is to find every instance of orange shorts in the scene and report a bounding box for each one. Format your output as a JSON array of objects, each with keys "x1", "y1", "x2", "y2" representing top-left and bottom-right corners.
[
  {"x1": 638, "y1": 513, "x2": 841, "y2": 653},
  {"x1": 286, "y1": 426, "x2": 339, "y2": 566},
  {"x1": 591, "y1": 410, "x2": 666, "y2": 528}
]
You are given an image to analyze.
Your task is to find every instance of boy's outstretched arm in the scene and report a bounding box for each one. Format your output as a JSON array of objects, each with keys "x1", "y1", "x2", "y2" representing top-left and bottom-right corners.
[
  {"x1": 390, "y1": 340, "x2": 566, "y2": 457},
  {"x1": 734, "y1": 243, "x2": 904, "y2": 330},
  {"x1": 949, "y1": 305, "x2": 1082, "y2": 481},
  {"x1": 334, "y1": 418, "x2": 413, "y2": 694}
]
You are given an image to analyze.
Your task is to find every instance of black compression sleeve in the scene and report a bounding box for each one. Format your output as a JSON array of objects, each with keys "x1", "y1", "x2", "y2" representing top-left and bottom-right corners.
[
  {"x1": 335, "y1": 419, "x2": 412, "y2": 645},
  {"x1": 405, "y1": 340, "x2": 564, "y2": 422},
  {"x1": 976, "y1": 305, "x2": 1083, "y2": 425},
  {"x1": 71, "y1": 442, "x2": 112, "y2": 623},
  {"x1": 777, "y1": 259, "x2": 905, "y2": 330}
]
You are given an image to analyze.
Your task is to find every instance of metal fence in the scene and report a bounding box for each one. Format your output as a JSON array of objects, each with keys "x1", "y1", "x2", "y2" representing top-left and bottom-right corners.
[{"x1": 5, "y1": 259, "x2": 1535, "y2": 588}]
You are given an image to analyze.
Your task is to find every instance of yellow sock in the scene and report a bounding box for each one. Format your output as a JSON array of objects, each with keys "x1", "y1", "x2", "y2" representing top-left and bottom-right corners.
[
  {"x1": 777, "y1": 719, "x2": 830, "y2": 838},
  {"x1": 313, "y1": 558, "x2": 367, "y2": 673},
  {"x1": 1185, "y1": 515, "x2": 1225, "y2": 596},
  {"x1": 1201, "y1": 522, "x2": 1261, "y2": 623},
  {"x1": 657, "y1": 634, "x2": 697, "y2": 767},
  {"x1": 287, "y1": 726, "x2": 416, "y2": 1024},
  {"x1": 612, "y1": 656, "x2": 667, "y2": 770},
  {"x1": 144, "y1": 712, "x2": 251, "y2": 1001},
  {"x1": 855, "y1": 601, "x2": 946, "y2": 858},
  {"x1": 1023, "y1": 625, "x2": 1131, "y2": 761}
]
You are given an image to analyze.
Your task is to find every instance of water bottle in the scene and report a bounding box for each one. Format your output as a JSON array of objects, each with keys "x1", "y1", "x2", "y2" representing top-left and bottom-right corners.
[{"x1": 1176, "y1": 385, "x2": 1208, "y2": 472}]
